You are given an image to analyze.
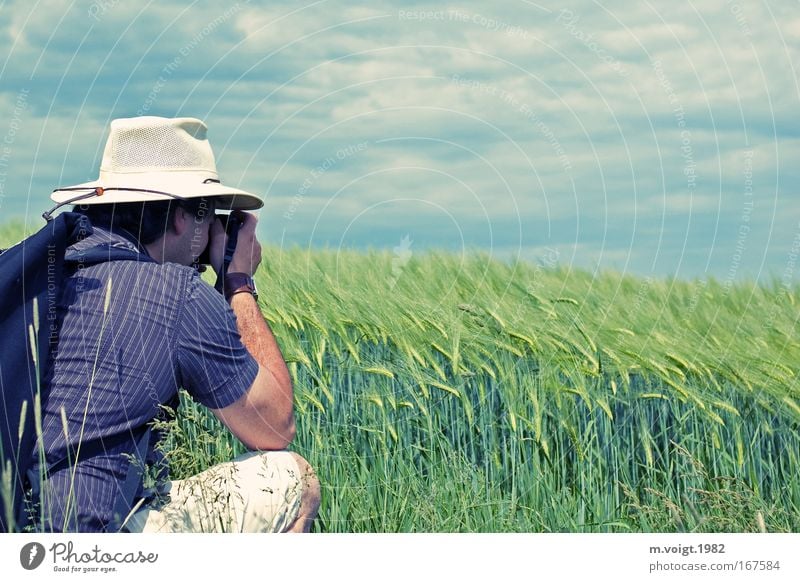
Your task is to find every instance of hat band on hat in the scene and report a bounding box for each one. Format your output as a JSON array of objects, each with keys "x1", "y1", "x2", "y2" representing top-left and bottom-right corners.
[{"x1": 43, "y1": 185, "x2": 190, "y2": 222}]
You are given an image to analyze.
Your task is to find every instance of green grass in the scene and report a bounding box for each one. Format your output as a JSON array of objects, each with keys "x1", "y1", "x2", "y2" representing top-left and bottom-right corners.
[
  {"x1": 2, "y1": 223, "x2": 799, "y2": 532},
  {"x1": 184, "y1": 244, "x2": 799, "y2": 532}
]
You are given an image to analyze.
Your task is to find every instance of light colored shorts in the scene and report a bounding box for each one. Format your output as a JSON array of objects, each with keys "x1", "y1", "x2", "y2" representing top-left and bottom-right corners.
[{"x1": 123, "y1": 450, "x2": 303, "y2": 533}]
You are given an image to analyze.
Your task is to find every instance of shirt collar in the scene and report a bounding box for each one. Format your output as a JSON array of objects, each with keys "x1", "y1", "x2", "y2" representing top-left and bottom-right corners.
[{"x1": 66, "y1": 225, "x2": 151, "y2": 259}]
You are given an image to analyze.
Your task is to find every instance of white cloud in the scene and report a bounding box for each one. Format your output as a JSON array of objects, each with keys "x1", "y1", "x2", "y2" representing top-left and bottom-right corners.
[{"x1": 0, "y1": 0, "x2": 796, "y2": 280}]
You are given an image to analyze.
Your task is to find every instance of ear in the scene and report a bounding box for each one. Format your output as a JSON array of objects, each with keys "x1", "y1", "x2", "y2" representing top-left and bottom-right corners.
[{"x1": 172, "y1": 205, "x2": 190, "y2": 236}]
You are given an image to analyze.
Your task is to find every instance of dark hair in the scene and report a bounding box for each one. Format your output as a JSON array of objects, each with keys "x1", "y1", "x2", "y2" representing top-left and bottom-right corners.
[{"x1": 73, "y1": 198, "x2": 213, "y2": 245}]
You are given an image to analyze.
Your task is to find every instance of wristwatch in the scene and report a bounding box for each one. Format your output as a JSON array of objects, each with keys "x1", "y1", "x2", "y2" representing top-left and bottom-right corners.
[{"x1": 223, "y1": 272, "x2": 258, "y2": 301}]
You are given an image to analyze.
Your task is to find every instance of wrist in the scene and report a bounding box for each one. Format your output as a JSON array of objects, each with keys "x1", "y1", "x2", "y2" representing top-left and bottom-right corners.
[{"x1": 223, "y1": 272, "x2": 258, "y2": 301}]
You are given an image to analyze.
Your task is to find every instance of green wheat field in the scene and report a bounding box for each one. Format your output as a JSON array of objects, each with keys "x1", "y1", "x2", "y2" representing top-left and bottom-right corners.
[{"x1": 2, "y1": 221, "x2": 799, "y2": 532}]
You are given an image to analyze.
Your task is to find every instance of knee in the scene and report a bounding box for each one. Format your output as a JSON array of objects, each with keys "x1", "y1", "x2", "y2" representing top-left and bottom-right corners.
[{"x1": 289, "y1": 452, "x2": 321, "y2": 515}]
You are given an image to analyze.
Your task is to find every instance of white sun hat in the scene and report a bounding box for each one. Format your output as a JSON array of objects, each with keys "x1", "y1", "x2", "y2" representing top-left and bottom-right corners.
[{"x1": 50, "y1": 116, "x2": 263, "y2": 211}]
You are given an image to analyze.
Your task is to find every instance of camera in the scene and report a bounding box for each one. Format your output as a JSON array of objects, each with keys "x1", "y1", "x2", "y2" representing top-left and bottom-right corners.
[{"x1": 196, "y1": 212, "x2": 243, "y2": 268}]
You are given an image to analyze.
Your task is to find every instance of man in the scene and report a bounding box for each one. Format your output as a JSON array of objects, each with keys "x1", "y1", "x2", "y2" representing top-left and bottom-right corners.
[{"x1": 36, "y1": 116, "x2": 319, "y2": 532}]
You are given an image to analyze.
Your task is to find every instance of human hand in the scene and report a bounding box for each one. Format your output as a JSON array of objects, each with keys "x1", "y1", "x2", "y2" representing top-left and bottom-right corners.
[{"x1": 227, "y1": 211, "x2": 262, "y2": 277}]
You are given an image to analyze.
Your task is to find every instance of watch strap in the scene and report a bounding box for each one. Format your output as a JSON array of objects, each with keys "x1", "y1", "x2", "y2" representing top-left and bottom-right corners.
[{"x1": 223, "y1": 272, "x2": 257, "y2": 301}]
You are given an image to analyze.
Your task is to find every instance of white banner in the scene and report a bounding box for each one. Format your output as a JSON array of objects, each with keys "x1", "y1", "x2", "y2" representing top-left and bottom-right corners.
[{"x1": 1, "y1": 533, "x2": 798, "y2": 581}]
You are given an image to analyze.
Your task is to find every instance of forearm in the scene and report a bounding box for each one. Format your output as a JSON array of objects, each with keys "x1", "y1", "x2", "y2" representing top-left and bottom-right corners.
[
  {"x1": 208, "y1": 214, "x2": 295, "y2": 449},
  {"x1": 210, "y1": 292, "x2": 295, "y2": 450},
  {"x1": 229, "y1": 292, "x2": 294, "y2": 414}
]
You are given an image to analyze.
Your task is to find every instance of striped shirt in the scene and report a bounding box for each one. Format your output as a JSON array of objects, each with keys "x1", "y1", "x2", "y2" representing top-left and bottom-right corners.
[{"x1": 38, "y1": 226, "x2": 258, "y2": 532}]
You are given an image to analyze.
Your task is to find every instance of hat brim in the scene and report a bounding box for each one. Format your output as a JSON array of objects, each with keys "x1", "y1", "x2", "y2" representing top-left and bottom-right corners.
[{"x1": 51, "y1": 174, "x2": 264, "y2": 211}]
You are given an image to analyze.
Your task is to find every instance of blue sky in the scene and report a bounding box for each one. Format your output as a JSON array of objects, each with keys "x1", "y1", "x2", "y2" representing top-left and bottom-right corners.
[{"x1": 0, "y1": 0, "x2": 798, "y2": 282}]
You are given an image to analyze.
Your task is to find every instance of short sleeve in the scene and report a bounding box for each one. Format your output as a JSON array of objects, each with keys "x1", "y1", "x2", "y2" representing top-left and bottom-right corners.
[{"x1": 175, "y1": 271, "x2": 259, "y2": 409}]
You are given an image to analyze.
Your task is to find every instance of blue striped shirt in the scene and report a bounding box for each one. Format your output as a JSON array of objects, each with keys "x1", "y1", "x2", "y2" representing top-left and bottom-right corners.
[{"x1": 38, "y1": 226, "x2": 258, "y2": 532}]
